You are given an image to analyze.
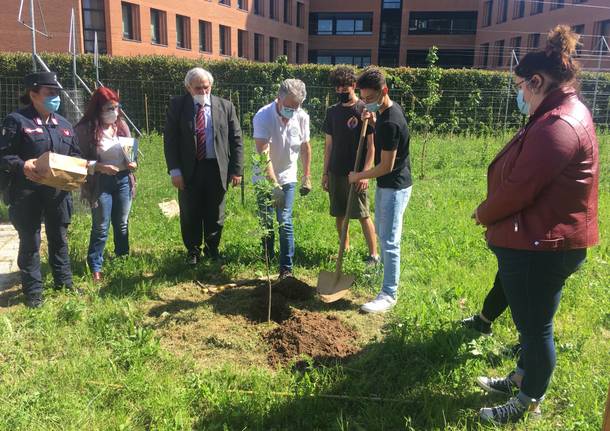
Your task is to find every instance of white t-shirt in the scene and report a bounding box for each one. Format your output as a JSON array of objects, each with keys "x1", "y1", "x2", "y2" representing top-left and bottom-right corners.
[
  {"x1": 99, "y1": 127, "x2": 127, "y2": 171},
  {"x1": 252, "y1": 101, "x2": 310, "y2": 186}
]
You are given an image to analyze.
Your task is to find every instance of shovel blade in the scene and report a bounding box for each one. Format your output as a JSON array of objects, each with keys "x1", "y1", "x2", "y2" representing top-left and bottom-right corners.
[{"x1": 317, "y1": 270, "x2": 355, "y2": 303}]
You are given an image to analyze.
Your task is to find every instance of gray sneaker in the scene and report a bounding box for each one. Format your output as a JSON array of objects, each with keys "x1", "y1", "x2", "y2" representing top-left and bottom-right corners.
[
  {"x1": 479, "y1": 396, "x2": 541, "y2": 424},
  {"x1": 476, "y1": 371, "x2": 519, "y2": 396}
]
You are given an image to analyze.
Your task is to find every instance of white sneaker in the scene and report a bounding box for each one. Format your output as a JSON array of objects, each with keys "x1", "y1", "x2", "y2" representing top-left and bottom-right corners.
[{"x1": 360, "y1": 292, "x2": 397, "y2": 314}]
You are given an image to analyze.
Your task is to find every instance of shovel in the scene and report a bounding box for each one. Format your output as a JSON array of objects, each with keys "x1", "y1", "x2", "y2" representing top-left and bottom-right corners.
[{"x1": 318, "y1": 118, "x2": 369, "y2": 303}]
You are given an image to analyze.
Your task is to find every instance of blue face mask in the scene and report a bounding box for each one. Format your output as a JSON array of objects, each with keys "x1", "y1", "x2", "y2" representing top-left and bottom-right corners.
[
  {"x1": 365, "y1": 91, "x2": 383, "y2": 113},
  {"x1": 280, "y1": 106, "x2": 296, "y2": 120},
  {"x1": 516, "y1": 89, "x2": 530, "y2": 116},
  {"x1": 44, "y1": 95, "x2": 61, "y2": 113}
]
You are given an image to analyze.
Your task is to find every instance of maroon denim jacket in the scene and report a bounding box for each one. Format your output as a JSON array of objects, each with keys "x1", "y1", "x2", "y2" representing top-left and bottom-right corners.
[{"x1": 477, "y1": 87, "x2": 599, "y2": 251}]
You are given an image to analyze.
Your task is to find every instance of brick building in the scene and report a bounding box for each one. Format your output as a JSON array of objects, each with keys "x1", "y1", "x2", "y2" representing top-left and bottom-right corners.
[
  {"x1": 308, "y1": 0, "x2": 479, "y2": 67},
  {"x1": 475, "y1": 0, "x2": 610, "y2": 70},
  {"x1": 0, "y1": 0, "x2": 309, "y2": 64}
]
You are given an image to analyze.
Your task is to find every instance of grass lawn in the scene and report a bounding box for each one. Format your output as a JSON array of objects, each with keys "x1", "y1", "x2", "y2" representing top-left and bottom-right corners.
[{"x1": 0, "y1": 132, "x2": 607, "y2": 430}]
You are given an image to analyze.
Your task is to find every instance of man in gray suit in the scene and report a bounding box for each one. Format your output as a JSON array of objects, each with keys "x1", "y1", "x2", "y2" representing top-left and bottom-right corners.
[{"x1": 164, "y1": 67, "x2": 243, "y2": 265}]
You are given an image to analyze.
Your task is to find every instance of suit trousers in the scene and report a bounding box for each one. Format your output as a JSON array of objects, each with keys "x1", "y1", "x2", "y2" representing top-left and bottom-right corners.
[{"x1": 178, "y1": 159, "x2": 226, "y2": 257}]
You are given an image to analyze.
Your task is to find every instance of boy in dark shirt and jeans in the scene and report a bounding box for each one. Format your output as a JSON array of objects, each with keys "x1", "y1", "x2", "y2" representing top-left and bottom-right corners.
[
  {"x1": 349, "y1": 67, "x2": 413, "y2": 313},
  {"x1": 322, "y1": 66, "x2": 379, "y2": 265}
]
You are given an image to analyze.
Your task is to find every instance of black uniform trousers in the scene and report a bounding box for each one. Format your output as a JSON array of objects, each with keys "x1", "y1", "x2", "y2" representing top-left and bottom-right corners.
[
  {"x1": 9, "y1": 185, "x2": 73, "y2": 298},
  {"x1": 178, "y1": 159, "x2": 226, "y2": 257}
]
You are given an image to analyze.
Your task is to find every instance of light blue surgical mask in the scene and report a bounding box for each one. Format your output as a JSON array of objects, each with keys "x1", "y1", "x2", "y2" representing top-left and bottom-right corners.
[
  {"x1": 516, "y1": 89, "x2": 530, "y2": 116},
  {"x1": 44, "y1": 95, "x2": 61, "y2": 113},
  {"x1": 280, "y1": 106, "x2": 296, "y2": 120},
  {"x1": 365, "y1": 91, "x2": 383, "y2": 113}
]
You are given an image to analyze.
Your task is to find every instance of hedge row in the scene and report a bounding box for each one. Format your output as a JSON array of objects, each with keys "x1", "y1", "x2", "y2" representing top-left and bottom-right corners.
[{"x1": 1, "y1": 52, "x2": 609, "y2": 135}]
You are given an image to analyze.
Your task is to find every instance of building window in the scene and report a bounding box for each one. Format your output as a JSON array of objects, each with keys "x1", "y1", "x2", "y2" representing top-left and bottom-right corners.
[
  {"x1": 296, "y1": 2, "x2": 304, "y2": 28},
  {"x1": 254, "y1": 0, "x2": 263, "y2": 15},
  {"x1": 283, "y1": 0, "x2": 292, "y2": 24},
  {"x1": 121, "y1": 2, "x2": 140, "y2": 41},
  {"x1": 150, "y1": 9, "x2": 167, "y2": 45},
  {"x1": 268, "y1": 37, "x2": 278, "y2": 61},
  {"x1": 309, "y1": 13, "x2": 373, "y2": 35},
  {"x1": 407, "y1": 49, "x2": 474, "y2": 68},
  {"x1": 408, "y1": 11, "x2": 477, "y2": 35},
  {"x1": 510, "y1": 36, "x2": 521, "y2": 62},
  {"x1": 480, "y1": 43, "x2": 490, "y2": 67},
  {"x1": 482, "y1": 1, "x2": 493, "y2": 27},
  {"x1": 309, "y1": 50, "x2": 371, "y2": 67},
  {"x1": 283, "y1": 40, "x2": 292, "y2": 62},
  {"x1": 527, "y1": 33, "x2": 540, "y2": 49},
  {"x1": 176, "y1": 15, "x2": 191, "y2": 49},
  {"x1": 254, "y1": 33, "x2": 264, "y2": 61},
  {"x1": 595, "y1": 20, "x2": 610, "y2": 52},
  {"x1": 219, "y1": 0, "x2": 231, "y2": 6},
  {"x1": 382, "y1": 0, "x2": 401, "y2": 9},
  {"x1": 513, "y1": 0, "x2": 525, "y2": 19},
  {"x1": 497, "y1": 0, "x2": 508, "y2": 23},
  {"x1": 550, "y1": 0, "x2": 565, "y2": 9},
  {"x1": 572, "y1": 24, "x2": 584, "y2": 55},
  {"x1": 219, "y1": 25, "x2": 231, "y2": 55},
  {"x1": 296, "y1": 42, "x2": 304, "y2": 64},
  {"x1": 199, "y1": 20, "x2": 212, "y2": 52},
  {"x1": 531, "y1": 0, "x2": 543, "y2": 15},
  {"x1": 82, "y1": 0, "x2": 107, "y2": 53},
  {"x1": 238, "y1": 29, "x2": 248, "y2": 58},
  {"x1": 269, "y1": 0, "x2": 278, "y2": 20},
  {"x1": 572, "y1": 0, "x2": 588, "y2": 3},
  {"x1": 494, "y1": 39, "x2": 505, "y2": 67},
  {"x1": 238, "y1": 0, "x2": 248, "y2": 10}
]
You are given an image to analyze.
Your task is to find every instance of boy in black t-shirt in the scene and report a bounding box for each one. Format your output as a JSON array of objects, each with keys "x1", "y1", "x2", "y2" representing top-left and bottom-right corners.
[
  {"x1": 322, "y1": 66, "x2": 379, "y2": 265},
  {"x1": 349, "y1": 67, "x2": 413, "y2": 314}
]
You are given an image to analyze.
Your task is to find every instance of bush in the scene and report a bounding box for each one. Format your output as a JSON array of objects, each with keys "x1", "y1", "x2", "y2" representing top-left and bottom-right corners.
[{"x1": 1, "y1": 52, "x2": 609, "y2": 135}]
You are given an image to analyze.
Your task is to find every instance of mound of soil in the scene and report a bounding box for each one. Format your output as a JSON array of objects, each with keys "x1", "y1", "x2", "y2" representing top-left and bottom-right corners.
[
  {"x1": 264, "y1": 310, "x2": 359, "y2": 366},
  {"x1": 252, "y1": 277, "x2": 315, "y2": 323}
]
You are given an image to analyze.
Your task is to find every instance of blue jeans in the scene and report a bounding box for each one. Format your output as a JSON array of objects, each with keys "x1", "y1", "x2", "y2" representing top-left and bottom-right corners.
[
  {"x1": 258, "y1": 182, "x2": 296, "y2": 272},
  {"x1": 375, "y1": 186, "x2": 412, "y2": 299},
  {"x1": 87, "y1": 171, "x2": 133, "y2": 272},
  {"x1": 491, "y1": 246, "x2": 586, "y2": 402}
]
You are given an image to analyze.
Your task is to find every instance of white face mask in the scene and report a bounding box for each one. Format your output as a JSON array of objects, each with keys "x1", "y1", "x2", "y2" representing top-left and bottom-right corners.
[
  {"x1": 100, "y1": 109, "x2": 118, "y2": 124},
  {"x1": 193, "y1": 93, "x2": 211, "y2": 106}
]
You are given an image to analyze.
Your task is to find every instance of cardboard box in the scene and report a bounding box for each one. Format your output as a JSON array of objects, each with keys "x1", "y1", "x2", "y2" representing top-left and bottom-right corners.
[{"x1": 35, "y1": 151, "x2": 87, "y2": 192}]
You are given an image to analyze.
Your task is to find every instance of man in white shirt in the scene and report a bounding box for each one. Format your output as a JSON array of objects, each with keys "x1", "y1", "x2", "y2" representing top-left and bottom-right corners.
[{"x1": 253, "y1": 79, "x2": 311, "y2": 280}]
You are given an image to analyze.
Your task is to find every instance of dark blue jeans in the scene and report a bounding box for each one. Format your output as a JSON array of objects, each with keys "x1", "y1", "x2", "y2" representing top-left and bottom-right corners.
[
  {"x1": 87, "y1": 171, "x2": 132, "y2": 272},
  {"x1": 491, "y1": 246, "x2": 586, "y2": 401},
  {"x1": 257, "y1": 182, "x2": 296, "y2": 272}
]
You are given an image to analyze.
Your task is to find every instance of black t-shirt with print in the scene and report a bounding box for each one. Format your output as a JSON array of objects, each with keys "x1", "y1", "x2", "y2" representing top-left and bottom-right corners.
[
  {"x1": 322, "y1": 100, "x2": 373, "y2": 176},
  {"x1": 375, "y1": 103, "x2": 412, "y2": 189}
]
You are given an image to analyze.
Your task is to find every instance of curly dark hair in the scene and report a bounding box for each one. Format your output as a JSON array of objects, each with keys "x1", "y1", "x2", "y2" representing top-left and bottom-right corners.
[
  {"x1": 356, "y1": 67, "x2": 386, "y2": 91},
  {"x1": 329, "y1": 66, "x2": 357, "y2": 87}
]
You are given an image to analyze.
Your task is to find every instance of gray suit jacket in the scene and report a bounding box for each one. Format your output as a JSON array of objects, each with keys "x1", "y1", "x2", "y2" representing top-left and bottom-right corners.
[{"x1": 163, "y1": 93, "x2": 243, "y2": 190}]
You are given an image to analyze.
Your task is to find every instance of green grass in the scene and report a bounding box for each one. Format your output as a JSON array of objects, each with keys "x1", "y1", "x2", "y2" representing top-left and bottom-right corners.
[{"x1": 0, "y1": 131, "x2": 608, "y2": 430}]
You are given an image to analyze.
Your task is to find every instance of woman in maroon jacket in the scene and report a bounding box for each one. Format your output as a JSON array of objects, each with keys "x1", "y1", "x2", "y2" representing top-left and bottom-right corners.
[
  {"x1": 473, "y1": 26, "x2": 599, "y2": 424},
  {"x1": 75, "y1": 87, "x2": 136, "y2": 283}
]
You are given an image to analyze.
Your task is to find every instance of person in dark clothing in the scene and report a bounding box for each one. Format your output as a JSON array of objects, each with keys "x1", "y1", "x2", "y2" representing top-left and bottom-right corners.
[
  {"x1": 164, "y1": 67, "x2": 244, "y2": 265},
  {"x1": 0, "y1": 72, "x2": 82, "y2": 308}
]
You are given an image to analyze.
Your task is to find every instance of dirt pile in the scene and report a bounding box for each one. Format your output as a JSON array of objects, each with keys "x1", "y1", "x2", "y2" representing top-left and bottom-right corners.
[
  {"x1": 264, "y1": 309, "x2": 360, "y2": 366},
  {"x1": 252, "y1": 277, "x2": 315, "y2": 323}
]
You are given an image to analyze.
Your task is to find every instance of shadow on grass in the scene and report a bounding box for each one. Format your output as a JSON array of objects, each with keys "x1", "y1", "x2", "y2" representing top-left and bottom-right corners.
[{"x1": 191, "y1": 324, "x2": 491, "y2": 430}]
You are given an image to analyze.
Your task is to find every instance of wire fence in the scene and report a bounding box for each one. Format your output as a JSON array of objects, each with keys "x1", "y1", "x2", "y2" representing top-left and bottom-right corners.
[{"x1": 1, "y1": 75, "x2": 610, "y2": 136}]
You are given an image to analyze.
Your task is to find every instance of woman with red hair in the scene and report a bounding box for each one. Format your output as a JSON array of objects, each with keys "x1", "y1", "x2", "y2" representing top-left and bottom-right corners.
[{"x1": 75, "y1": 87, "x2": 136, "y2": 283}]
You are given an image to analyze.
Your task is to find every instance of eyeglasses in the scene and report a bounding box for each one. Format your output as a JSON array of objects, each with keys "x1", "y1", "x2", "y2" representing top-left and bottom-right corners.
[{"x1": 513, "y1": 79, "x2": 528, "y2": 92}]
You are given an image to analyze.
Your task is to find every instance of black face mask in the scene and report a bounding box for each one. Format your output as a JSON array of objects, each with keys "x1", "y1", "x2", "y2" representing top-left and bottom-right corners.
[{"x1": 336, "y1": 92, "x2": 351, "y2": 104}]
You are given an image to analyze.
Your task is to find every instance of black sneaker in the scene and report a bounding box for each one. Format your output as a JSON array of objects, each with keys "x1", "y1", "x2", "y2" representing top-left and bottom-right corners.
[
  {"x1": 187, "y1": 251, "x2": 201, "y2": 267},
  {"x1": 461, "y1": 314, "x2": 492, "y2": 335},
  {"x1": 479, "y1": 396, "x2": 541, "y2": 424},
  {"x1": 363, "y1": 255, "x2": 381, "y2": 267},
  {"x1": 476, "y1": 371, "x2": 520, "y2": 396},
  {"x1": 25, "y1": 295, "x2": 43, "y2": 309},
  {"x1": 278, "y1": 269, "x2": 293, "y2": 281}
]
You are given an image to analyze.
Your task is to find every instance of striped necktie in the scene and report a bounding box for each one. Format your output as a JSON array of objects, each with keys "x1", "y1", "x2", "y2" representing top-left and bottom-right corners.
[{"x1": 196, "y1": 102, "x2": 206, "y2": 160}]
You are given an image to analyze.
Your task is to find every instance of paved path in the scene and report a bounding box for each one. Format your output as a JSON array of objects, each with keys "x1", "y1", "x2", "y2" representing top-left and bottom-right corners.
[{"x1": 0, "y1": 223, "x2": 20, "y2": 290}]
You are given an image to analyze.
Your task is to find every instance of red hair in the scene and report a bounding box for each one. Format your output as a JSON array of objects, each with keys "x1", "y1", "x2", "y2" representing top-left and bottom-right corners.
[{"x1": 76, "y1": 86, "x2": 123, "y2": 145}]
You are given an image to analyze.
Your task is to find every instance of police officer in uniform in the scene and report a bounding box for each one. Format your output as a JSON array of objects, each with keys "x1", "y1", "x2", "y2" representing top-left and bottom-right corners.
[{"x1": 0, "y1": 72, "x2": 82, "y2": 308}]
